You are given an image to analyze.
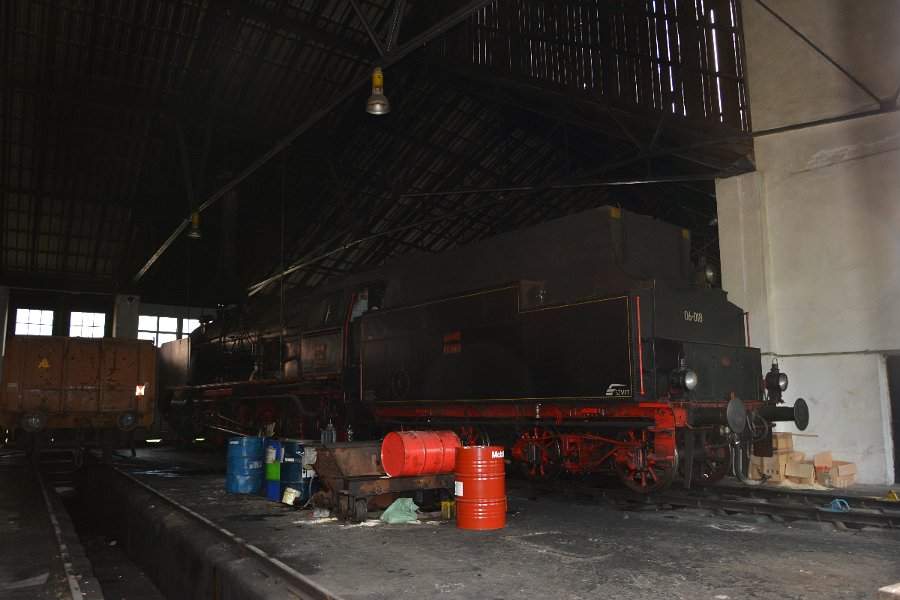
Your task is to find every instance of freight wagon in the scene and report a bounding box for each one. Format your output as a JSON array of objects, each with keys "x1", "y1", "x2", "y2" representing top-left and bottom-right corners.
[{"x1": 1, "y1": 336, "x2": 156, "y2": 457}]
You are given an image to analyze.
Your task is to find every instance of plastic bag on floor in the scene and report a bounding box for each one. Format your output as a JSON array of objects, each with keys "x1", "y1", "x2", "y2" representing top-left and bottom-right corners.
[{"x1": 380, "y1": 497, "x2": 419, "y2": 523}]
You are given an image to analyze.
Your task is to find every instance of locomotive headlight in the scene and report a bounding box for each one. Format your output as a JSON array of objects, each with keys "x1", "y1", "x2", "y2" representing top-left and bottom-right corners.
[
  {"x1": 778, "y1": 372, "x2": 789, "y2": 391},
  {"x1": 766, "y1": 360, "x2": 789, "y2": 395},
  {"x1": 682, "y1": 369, "x2": 699, "y2": 390},
  {"x1": 672, "y1": 368, "x2": 699, "y2": 391}
]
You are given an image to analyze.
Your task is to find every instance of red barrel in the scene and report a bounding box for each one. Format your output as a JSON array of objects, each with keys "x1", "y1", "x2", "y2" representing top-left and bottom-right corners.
[
  {"x1": 381, "y1": 430, "x2": 461, "y2": 477},
  {"x1": 455, "y1": 445, "x2": 506, "y2": 530}
]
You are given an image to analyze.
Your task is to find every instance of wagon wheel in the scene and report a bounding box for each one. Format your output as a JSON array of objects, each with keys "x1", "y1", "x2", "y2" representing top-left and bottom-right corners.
[
  {"x1": 680, "y1": 430, "x2": 732, "y2": 487},
  {"x1": 458, "y1": 424, "x2": 491, "y2": 446},
  {"x1": 615, "y1": 429, "x2": 677, "y2": 493},
  {"x1": 515, "y1": 425, "x2": 562, "y2": 481}
]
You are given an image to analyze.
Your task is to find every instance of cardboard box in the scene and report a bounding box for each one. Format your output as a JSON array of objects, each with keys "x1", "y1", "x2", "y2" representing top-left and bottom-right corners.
[
  {"x1": 760, "y1": 456, "x2": 780, "y2": 475},
  {"x1": 822, "y1": 461, "x2": 856, "y2": 488},
  {"x1": 750, "y1": 455, "x2": 784, "y2": 483},
  {"x1": 776, "y1": 451, "x2": 802, "y2": 477},
  {"x1": 748, "y1": 457, "x2": 763, "y2": 480},
  {"x1": 831, "y1": 461, "x2": 856, "y2": 477},
  {"x1": 814, "y1": 460, "x2": 857, "y2": 487},
  {"x1": 779, "y1": 450, "x2": 805, "y2": 464},
  {"x1": 784, "y1": 460, "x2": 815, "y2": 484},
  {"x1": 772, "y1": 432, "x2": 793, "y2": 452},
  {"x1": 813, "y1": 451, "x2": 833, "y2": 469},
  {"x1": 831, "y1": 473, "x2": 855, "y2": 488}
]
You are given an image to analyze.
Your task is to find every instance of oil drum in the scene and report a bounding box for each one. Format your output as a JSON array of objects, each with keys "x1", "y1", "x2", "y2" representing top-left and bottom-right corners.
[
  {"x1": 281, "y1": 439, "x2": 319, "y2": 504},
  {"x1": 264, "y1": 438, "x2": 282, "y2": 501},
  {"x1": 226, "y1": 436, "x2": 265, "y2": 494},
  {"x1": 455, "y1": 445, "x2": 506, "y2": 530},
  {"x1": 381, "y1": 430, "x2": 461, "y2": 477}
]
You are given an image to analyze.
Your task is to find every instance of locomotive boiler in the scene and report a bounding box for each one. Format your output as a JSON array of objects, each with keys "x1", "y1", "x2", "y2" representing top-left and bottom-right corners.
[{"x1": 161, "y1": 206, "x2": 808, "y2": 492}]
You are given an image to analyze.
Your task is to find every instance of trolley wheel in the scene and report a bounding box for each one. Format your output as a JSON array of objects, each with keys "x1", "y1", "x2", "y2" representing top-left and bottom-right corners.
[
  {"x1": 338, "y1": 495, "x2": 351, "y2": 518},
  {"x1": 515, "y1": 425, "x2": 562, "y2": 481},
  {"x1": 615, "y1": 429, "x2": 677, "y2": 494},
  {"x1": 353, "y1": 498, "x2": 368, "y2": 523}
]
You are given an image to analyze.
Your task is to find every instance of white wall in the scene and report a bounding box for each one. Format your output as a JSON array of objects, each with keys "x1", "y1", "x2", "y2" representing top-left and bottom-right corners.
[{"x1": 717, "y1": 1, "x2": 900, "y2": 483}]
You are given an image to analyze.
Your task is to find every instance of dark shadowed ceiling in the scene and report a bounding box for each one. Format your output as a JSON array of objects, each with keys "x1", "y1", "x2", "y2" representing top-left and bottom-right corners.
[{"x1": 1, "y1": 0, "x2": 754, "y2": 307}]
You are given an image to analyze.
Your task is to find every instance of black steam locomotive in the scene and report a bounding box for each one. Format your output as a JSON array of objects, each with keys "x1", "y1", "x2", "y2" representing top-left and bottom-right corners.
[{"x1": 161, "y1": 206, "x2": 808, "y2": 492}]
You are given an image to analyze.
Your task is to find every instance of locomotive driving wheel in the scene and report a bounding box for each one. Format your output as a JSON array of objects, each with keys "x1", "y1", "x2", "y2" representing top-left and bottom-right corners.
[
  {"x1": 615, "y1": 429, "x2": 677, "y2": 493},
  {"x1": 680, "y1": 429, "x2": 732, "y2": 487},
  {"x1": 515, "y1": 425, "x2": 562, "y2": 481},
  {"x1": 458, "y1": 424, "x2": 490, "y2": 446}
]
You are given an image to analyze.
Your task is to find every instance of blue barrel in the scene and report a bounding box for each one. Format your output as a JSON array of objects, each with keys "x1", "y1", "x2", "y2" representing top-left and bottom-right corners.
[
  {"x1": 281, "y1": 439, "x2": 320, "y2": 504},
  {"x1": 226, "y1": 436, "x2": 265, "y2": 494}
]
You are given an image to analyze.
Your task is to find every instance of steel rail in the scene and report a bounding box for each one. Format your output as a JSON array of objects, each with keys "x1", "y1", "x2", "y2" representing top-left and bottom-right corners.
[
  {"x1": 511, "y1": 478, "x2": 900, "y2": 529},
  {"x1": 711, "y1": 481, "x2": 900, "y2": 513},
  {"x1": 650, "y1": 492, "x2": 899, "y2": 529},
  {"x1": 36, "y1": 471, "x2": 85, "y2": 600}
]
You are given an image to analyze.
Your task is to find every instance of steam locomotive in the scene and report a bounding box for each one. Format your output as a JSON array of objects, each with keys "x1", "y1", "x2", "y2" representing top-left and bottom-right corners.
[{"x1": 161, "y1": 206, "x2": 808, "y2": 492}]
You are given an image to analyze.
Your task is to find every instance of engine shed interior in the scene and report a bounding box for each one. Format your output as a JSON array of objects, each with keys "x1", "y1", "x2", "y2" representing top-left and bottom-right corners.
[{"x1": 1, "y1": 2, "x2": 899, "y2": 599}]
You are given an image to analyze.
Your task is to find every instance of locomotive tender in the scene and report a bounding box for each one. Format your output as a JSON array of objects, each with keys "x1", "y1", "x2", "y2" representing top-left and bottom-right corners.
[{"x1": 163, "y1": 206, "x2": 808, "y2": 492}]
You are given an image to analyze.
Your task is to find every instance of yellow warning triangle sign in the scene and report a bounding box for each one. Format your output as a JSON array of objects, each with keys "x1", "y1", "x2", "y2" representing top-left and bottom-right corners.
[{"x1": 38, "y1": 358, "x2": 50, "y2": 369}]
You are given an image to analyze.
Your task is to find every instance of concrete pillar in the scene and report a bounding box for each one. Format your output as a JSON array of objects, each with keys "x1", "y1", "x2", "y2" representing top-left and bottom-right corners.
[
  {"x1": 716, "y1": 1, "x2": 900, "y2": 483},
  {"x1": 112, "y1": 294, "x2": 140, "y2": 339},
  {"x1": 716, "y1": 172, "x2": 775, "y2": 354}
]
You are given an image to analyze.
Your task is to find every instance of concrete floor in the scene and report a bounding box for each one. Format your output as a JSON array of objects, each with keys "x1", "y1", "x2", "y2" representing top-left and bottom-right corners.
[{"x1": 116, "y1": 446, "x2": 900, "y2": 600}]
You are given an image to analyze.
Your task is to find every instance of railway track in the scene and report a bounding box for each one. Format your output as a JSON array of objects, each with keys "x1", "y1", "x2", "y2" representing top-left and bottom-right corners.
[{"x1": 510, "y1": 477, "x2": 900, "y2": 530}]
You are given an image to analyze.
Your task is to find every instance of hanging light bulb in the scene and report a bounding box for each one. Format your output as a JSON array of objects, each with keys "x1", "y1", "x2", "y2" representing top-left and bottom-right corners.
[
  {"x1": 188, "y1": 212, "x2": 202, "y2": 239},
  {"x1": 366, "y1": 67, "x2": 390, "y2": 115}
]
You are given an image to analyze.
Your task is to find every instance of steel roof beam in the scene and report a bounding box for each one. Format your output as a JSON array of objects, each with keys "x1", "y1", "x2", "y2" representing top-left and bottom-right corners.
[
  {"x1": 133, "y1": 0, "x2": 494, "y2": 285},
  {"x1": 349, "y1": 0, "x2": 386, "y2": 56},
  {"x1": 235, "y1": 0, "x2": 372, "y2": 58}
]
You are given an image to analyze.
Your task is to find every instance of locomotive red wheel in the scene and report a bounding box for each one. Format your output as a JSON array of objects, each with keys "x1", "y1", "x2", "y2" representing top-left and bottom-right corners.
[
  {"x1": 680, "y1": 430, "x2": 731, "y2": 487},
  {"x1": 615, "y1": 429, "x2": 677, "y2": 493},
  {"x1": 515, "y1": 425, "x2": 562, "y2": 481},
  {"x1": 458, "y1": 424, "x2": 490, "y2": 446}
]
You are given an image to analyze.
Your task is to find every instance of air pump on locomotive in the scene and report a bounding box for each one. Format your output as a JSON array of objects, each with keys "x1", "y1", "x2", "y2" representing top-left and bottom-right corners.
[{"x1": 161, "y1": 206, "x2": 809, "y2": 492}]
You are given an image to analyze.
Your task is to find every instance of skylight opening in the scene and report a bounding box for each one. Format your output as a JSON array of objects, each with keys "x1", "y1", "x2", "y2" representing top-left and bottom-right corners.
[{"x1": 710, "y1": 9, "x2": 724, "y2": 123}]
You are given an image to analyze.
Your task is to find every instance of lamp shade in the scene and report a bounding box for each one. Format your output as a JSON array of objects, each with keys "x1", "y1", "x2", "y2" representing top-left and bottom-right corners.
[{"x1": 366, "y1": 67, "x2": 390, "y2": 115}]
